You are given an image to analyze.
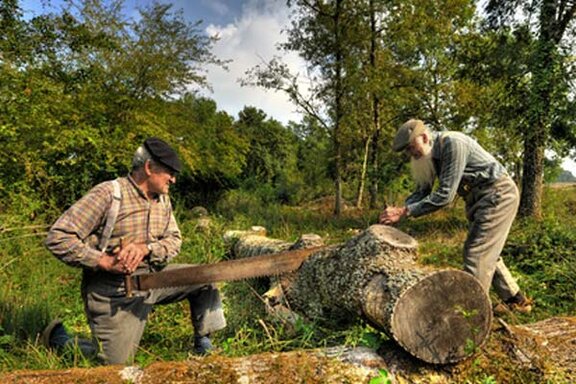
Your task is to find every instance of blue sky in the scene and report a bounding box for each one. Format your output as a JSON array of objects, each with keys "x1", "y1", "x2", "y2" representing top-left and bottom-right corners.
[
  {"x1": 19, "y1": 0, "x2": 304, "y2": 125},
  {"x1": 21, "y1": 0, "x2": 245, "y2": 27}
]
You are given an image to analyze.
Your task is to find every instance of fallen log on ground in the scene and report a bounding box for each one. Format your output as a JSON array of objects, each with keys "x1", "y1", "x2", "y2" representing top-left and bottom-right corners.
[
  {"x1": 0, "y1": 346, "x2": 386, "y2": 384},
  {"x1": 225, "y1": 224, "x2": 492, "y2": 365},
  {"x1": 3, "y1": 317, "x2": 574, "y2": 383}
]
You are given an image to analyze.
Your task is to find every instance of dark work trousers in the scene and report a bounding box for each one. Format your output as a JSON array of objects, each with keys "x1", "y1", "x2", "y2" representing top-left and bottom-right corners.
[{"x1": 81, "y1": 264, "x2": 226, "y2": 365}]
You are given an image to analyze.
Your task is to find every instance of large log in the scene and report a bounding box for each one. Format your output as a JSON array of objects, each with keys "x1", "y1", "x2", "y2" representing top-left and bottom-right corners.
[
  {"x1": 3, "y1": 317, "x2": 574, "y2": 383},
  {"x1": 227, "y1": 224, "x2": 492, "y2": 364},
  {"x1": 0, "y1": 347, "x2": 387, "y2": 384}
]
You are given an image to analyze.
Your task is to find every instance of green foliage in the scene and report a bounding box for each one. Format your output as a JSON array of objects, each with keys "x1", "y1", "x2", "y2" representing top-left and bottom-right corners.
[
  {"x1": 503, "y1": 218, "x2": 576, "y2": 317},
  {"x1": 0, "y1": 0, "x2": 231, "y2": 215},
  {"x1": 1, "y1": 186, "x2": 575, "y2": 379},
  {"x1": 478, "y1": 376, "x2": 497, "y2": 384},
  {"x1": 369, "y1": 369, "x2": 392, "y2": 384},
  {"x1": 485, "y1": 0, "x2": 576, "y2": 218}
]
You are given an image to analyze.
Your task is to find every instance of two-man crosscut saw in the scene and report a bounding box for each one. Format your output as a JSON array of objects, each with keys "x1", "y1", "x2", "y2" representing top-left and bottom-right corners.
[{"x1": 125, "y1": 246, "x2": 324, "y2": 296}]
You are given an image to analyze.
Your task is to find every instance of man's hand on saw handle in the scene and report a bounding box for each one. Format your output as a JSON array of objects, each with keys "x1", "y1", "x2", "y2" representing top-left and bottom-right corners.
[{"x1": 97, "y1": 239, "x2": 148, "y2": 274}]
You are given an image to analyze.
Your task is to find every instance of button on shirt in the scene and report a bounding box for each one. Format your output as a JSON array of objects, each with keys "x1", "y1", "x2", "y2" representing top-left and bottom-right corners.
[
  {"x1": 406, "y1": 131, "x2": 507, "y2": 218},
  {"x1": 45, "y1": 175, "x2": 181, "y2": 269}
]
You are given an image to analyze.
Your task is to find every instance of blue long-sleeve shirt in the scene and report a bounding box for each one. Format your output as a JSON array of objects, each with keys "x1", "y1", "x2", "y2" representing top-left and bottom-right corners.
[{"x1": 406, "y1": 131, "x2": 507, "y2": 217}]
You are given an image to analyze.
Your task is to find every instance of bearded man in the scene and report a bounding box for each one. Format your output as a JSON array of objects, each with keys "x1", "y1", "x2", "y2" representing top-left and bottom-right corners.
[{"x1": 379, "y1": 119, "x2": 532, "y2": 313}]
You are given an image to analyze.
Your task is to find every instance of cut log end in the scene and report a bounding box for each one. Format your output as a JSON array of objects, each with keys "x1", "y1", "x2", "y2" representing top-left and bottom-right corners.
[
  {"x1": 390, "y1": 270, "x2": 492, "y2": 364},
  {"x1": 369, "y1": 225, "x2": 418, "y2": 250}
]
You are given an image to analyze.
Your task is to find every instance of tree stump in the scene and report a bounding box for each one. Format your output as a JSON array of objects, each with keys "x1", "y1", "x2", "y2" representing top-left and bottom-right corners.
[{"x1": 226, "y1": 224, "x2": 492, "y2": 364}]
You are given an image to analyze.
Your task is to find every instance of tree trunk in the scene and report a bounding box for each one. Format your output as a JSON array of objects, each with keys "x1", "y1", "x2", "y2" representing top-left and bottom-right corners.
[
  {"x1": 355, "y1": 135, "x2": 371, "y2": 208},
  {"x1": 368, "y1": 0, "x2": 381, "y2": 209},
  {"x1": 0, "y1": 346, "x2": 386, "y2": 384},
  {"x1": 228, "y1": 225, "x2": 492, "y2": 365},
  {"x1": 518, "y1": 1, "x2": 559, "y2": 219},
  {"x1": 519, "y1": 131, "x2": 544, "y2": 218},
  {"x1": 368, "y1": 114, "x2": 381, "y2": 209},
  {"x1": 332, "y1": 0, "x2": 343, "y2": 218}
]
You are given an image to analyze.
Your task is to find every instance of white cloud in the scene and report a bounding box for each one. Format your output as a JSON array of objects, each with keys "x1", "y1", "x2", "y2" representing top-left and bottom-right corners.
[
  {"x1": 198, "y1": 1, "x2": 305, "y2": 124},
  {"x1": 205, "y1": 23, "x2": 238, "y2": 40},
  {"x1": 546, "y1": 149, "x2": 576, "y2": 177},
  {"x1": 562, "y1": 158, "x2": 576, "y2": 176}
]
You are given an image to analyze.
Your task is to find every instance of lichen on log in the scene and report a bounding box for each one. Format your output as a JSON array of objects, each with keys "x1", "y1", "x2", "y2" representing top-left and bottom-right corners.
[
  {"x1": 3, "y1": 317, "x2": 574, "y2": 383},
  {"x1": 226, "y1": 224, "x2": 492, "y2": 364},
  {"x1": 288, "y1": 225, "x2": 421, "y2": 321}
]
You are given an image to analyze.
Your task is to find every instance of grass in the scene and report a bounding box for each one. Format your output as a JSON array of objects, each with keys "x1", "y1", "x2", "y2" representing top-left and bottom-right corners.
[{"x1": 1, "y1": 185, "x2": 575, "y2": 377}]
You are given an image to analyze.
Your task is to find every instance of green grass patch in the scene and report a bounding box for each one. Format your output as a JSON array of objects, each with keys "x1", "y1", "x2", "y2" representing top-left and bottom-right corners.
[{"x1": 1, "y1": 187, "x2": 575, "y2": 377}]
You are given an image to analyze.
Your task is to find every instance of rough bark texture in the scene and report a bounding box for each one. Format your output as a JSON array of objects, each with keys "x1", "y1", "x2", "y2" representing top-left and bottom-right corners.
[
  {"x1": 227, "y1": 225, "x2": 492, "y2": 364},
  {"x1": 0, "y1": 347, "x2": 385, "y2": 384},
  {"x1": 224, "y1": 229, "x2": 324, "y2": 323},
  {"x1": 3, "y1": 318, "x2": 574, "y2": 383}
]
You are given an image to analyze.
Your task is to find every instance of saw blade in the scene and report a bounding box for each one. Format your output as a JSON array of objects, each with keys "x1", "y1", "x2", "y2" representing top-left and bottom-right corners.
[{"x1": 130, "y1": 246, "x2": 324, "y2": 291}]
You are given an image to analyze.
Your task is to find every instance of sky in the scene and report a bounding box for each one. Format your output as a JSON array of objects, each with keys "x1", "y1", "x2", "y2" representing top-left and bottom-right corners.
[
  {"x1": 20, "y1": 0, "x2": 305, "y2": 125},
  {"x1": 17, "y1": 0, "x2": 576, "y2": 176}
]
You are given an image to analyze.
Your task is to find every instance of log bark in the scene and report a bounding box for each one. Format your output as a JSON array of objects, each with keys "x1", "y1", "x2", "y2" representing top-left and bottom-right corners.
[
  {"x1": 227, "y1": 224, "x2": 492, "y2": 364},
  {"x1": 0, "y1": 346, "x2": 386, "y2": 384},
  {"x1": 5, "y1": 318, "x2": 574, "y2": 383}
]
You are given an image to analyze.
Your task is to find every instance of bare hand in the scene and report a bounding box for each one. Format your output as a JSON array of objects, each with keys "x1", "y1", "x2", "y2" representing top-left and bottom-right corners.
[
  {"x1": 115, "y1": 242, "x2": 149, "y2": 273},
  {"x1": 97, "y1": 252, "x2": 126, "y2": 274},
  {"x1": 379, "y1": 206, "x2": 407, "y2": 225}
]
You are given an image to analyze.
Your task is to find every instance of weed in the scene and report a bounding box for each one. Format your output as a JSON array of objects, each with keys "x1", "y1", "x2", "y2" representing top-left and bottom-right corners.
[{"x1": 369, "y1": 368, "x2": 392, "y2": 384}]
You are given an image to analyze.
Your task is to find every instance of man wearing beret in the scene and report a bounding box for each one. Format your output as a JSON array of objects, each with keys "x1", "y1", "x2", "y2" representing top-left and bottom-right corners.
[
  {"x1": 45, "y1": 137, "x2": 226, "y2": 364},
  {"x1": 380, "y1": 119, "x2": 532, "y2": 314}
]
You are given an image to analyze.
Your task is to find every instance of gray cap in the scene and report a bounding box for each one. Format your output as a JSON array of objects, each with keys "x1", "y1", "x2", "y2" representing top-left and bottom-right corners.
[{"x1": 392, "y1": 119, "x2": 426, "y2": 152}]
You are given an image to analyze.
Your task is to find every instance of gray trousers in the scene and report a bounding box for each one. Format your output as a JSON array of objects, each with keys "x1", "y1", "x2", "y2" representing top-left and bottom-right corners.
[
  {"x1": 81, "y1": 264, "x2": 226, "y2": 365},
  {"x1": 463, "y1": 175, "x2": 520, "y2": 301}
]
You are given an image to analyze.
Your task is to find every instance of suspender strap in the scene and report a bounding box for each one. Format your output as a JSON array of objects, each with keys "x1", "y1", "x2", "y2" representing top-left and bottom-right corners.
[
  {"x1": 99, "y1": 179, "x2": 122, "y2": 251},
  {"x1": 439, "y1": 132, "x2": 453, "y2": 150}
]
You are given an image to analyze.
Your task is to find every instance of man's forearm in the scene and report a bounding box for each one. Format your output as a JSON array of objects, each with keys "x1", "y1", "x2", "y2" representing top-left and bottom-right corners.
[{"x1": 45, "y1": 229, "x2": 103, "y2": 269}]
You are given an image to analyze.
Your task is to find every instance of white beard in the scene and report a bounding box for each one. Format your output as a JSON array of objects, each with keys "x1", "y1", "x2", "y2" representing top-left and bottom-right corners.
[{"x1": 410, "y1": 144, "x2": 436, "y2": 188}]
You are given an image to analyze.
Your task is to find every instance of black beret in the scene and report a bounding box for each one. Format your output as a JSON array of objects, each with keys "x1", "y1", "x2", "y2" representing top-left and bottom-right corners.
[{"x1": 144, "y1": 137, "x2": 182, "y2": 173}]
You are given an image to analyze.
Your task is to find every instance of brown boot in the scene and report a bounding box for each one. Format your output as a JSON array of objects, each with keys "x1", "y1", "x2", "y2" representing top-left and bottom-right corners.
[
  {"x1": 505, "y1": 292, "x2": 533, "y2": 314},
  {"x1": 508, "y1": 299, "x2": 533, "y2": 313}
]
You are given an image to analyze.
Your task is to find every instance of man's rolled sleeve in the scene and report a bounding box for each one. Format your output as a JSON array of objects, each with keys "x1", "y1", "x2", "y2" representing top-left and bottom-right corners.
[
  {"x1": 147, "y1": 200, "x2": 182, "y2": 265},
  {"x1": 45, "y1": 183, "x2": 112, "y2": 268}
]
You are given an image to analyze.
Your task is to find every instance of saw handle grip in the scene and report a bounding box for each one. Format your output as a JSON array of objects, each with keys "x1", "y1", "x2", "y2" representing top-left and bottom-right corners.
[
  {"x1": 116, "y1": 237, "x2": 134, "y2": 298},
  {"x1": 125, "y1": 274, "x2": 133, "y2": 298}
]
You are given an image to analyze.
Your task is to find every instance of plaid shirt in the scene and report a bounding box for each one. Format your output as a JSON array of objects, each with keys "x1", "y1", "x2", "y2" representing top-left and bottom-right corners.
[
  {"x1": 46, "y1": 175, "x2": 181, "y2": 269},
  {"x1": 406, "y1": 131, "x2": 507, "y2": 218}
]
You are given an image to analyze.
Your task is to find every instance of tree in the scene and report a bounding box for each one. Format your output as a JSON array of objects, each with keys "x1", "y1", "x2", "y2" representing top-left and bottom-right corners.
[
  {"x1": 161, "y1": 94, "x2": 248, "y2": 206},
  {"x1": 290, "y1": 116, "x2": 333, "y2": 200},
  {"x1": 235, "y1": 106, "x2": 302, "y2": 203},
  {"x1": 246, "y1": 0, "x2": 369, "y2": 215},
  {"x1": 486, "y1": 0, "x2": 576, "y2": 218},
  {"x1": 0, "y1": 0, "x2": 228, "y2": 213},
  {"x1": 454, "y1": 26, "x2": 534, "y2": 181}
]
